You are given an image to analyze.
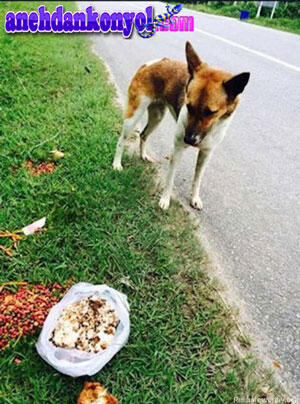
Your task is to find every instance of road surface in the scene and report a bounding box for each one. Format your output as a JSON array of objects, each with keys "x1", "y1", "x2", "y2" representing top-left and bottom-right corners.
[{"x1": 78, "y1": 2, "x2": 300, "y2": 398}]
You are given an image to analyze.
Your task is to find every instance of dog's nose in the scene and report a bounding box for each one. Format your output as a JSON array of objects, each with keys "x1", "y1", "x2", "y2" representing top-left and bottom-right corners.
[{"x1": 184, "y1": 133, "x2": 197, "y2": 145}]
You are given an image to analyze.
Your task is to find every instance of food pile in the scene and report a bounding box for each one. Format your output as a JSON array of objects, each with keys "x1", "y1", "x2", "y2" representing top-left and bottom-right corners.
[
  {"x1": 77, "y1": 381, "x2": 118, "y2": 404},
  {"x1": 49, "y1": 296, "x2": 119, "y2": 353},
  {"x1": 0, "y1": 282, "x2": 67, "y2": 351}
]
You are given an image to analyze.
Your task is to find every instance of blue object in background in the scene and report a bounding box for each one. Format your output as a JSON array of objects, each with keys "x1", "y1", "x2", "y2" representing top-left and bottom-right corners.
[{"x1": 240, "y1": 10, "x2": 249, "y2": 20}]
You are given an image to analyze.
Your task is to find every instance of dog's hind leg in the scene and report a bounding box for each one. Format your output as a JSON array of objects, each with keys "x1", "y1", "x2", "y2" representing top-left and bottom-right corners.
[
  {"x1": 140, "y1": 101, "x2": 166, "y2": 162},
  {"x1": 113, "y1": 95, "x2": 151, "y2": 171}
]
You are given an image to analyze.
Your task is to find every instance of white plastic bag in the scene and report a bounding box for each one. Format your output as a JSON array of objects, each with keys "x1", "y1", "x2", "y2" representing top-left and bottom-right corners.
[{"x1": 36, "y1": 282, "x2": 130, "y2": 377}]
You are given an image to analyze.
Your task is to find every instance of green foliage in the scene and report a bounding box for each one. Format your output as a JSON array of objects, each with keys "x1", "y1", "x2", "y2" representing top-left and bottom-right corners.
[
  {"x1": 198, "y1": 0, "x2": 300, "y2": 19},
  {"x1": 183, "y1": 1, "x2": 300, "y2": 35},
  {"x1": 209, "y1": 2, "x2": 257, "y2": 18},
  {"x1": 276, "y1": 1, "x2": 300, "y2": 19}
]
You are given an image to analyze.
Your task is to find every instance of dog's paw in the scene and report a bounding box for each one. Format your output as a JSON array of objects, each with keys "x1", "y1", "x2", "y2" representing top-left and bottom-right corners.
[
  {"x1": 159, "y1": 195, "x2": 170, "y2": 210},
  {"x1": 113, "y1": 162, "x2": 123, "y2": 171},
  {"x1": 190, "y1": 196, "x2": 203, "y2": 210}
]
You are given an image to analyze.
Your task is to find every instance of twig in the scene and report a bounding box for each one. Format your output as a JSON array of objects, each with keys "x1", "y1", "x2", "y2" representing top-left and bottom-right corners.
[
  {"x1": 0, "y1": 281, "x2": 27, "y2": 293},
  {"x1": 0, "y1": 232, "x2": 23, "y2": 258},
  {"x1": 0, "y1": 245, "x2": 13, "y2": 257},
  {"x1": 29, "y1": 132, "x2": 60, "y2": 154}
]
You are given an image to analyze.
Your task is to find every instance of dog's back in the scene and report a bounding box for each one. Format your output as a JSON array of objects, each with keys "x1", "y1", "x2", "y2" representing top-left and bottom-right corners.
[{"x1": 125, "y1": 58, "x2": 189, "y2": 119}]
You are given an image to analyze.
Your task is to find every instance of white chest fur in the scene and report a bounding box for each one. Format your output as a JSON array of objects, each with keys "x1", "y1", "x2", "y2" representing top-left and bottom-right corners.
[
  {"x1": 176, "y1": 104, "x2": 235, "y2": 151},
  {"x1": 200, "y1": 112, "x2": 235, "y2": 151}
]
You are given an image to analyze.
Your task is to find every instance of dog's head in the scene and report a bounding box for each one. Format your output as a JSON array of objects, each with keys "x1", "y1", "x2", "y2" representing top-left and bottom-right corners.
[{"x1": 184, "y1": 41, "x2": 250, "y2": 146}]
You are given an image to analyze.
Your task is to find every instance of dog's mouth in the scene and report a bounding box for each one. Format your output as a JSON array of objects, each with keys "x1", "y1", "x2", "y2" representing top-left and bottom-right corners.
[
  {"x1": 184, "y1": 130, "x2": 209, "y2": 146},
  {"x1": 184, "y1": 139, "x2": 199, "y2": 147},
  {"x1": 184, "y1": 135, "x2": 201, "y2": 146}
]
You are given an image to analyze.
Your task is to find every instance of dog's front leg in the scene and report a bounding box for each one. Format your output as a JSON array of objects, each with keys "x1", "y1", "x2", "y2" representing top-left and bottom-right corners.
[
  {"x1": 159, "y1": 137, "x2": 185, "y2": 210},
  {"x1": 190, "y1": 149, "x2": 212, "y2": 210}
]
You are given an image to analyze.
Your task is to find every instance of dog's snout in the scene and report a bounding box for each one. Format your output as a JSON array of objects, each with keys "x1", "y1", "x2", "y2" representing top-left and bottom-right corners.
[
  {"x1": 184, "y1": 133, "x2": 196, "y2": 145},
  {"x1": 184, "y1": 132, "x2": 198, "y2": 146}
]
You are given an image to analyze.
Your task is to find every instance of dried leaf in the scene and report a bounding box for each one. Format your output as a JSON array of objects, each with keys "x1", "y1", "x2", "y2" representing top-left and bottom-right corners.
[{"x1": 50, "y1": 149, "x2": 65, "y2": 159}]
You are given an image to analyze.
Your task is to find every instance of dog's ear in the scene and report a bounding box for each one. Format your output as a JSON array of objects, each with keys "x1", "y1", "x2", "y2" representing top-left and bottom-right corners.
[
  {"x1": 223, "y1": 72, "x2": 250, "y2": 100},
  {"x1": 185, "y1": 41, "x2": 201, "y2": 76}
]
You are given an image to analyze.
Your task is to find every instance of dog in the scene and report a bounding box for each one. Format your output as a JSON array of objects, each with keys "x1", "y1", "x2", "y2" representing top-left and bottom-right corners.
[{"x1": 113, "y1": 41, "x2": 250, "y2": 210}]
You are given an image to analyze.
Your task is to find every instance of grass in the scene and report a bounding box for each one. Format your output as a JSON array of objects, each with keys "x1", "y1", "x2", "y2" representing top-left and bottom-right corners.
[
  {"x1": 0, "y1": 1, "x2": 286, "y2": 403},
  {"x1": 184, "y1": 2, "x2": 300, "y2": 36}
]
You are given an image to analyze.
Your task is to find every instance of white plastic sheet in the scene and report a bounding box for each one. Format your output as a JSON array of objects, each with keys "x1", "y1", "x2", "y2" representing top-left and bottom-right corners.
[{"x1": 36, "y1": 282, "x2": 130, "y2": 377}]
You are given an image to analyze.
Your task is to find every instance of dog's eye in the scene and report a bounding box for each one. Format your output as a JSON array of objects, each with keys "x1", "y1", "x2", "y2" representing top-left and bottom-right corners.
[
  {"x1": 186, "y1": 104, "x2": 194, "y2": 114},
  {"x1": 203, "y1": 107, "x2": 217, "y2": 118}
]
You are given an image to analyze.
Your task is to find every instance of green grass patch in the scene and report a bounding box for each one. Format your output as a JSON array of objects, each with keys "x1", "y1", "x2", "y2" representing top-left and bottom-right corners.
[
  {"x1": 184, "y1": 2, "x2": 300, "y2": 36},
  {"x1": 0, "y1": 1, "x2": 285, "y2": 403}
]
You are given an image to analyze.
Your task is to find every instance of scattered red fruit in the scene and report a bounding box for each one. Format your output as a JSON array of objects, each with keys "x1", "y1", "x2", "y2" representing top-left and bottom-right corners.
[
  {"x1": 52, "y1": 282, "x2": 62, "y2": 290},
  {"x1": 14, "y1": 358, "x2": 22, "y2": 364},
  {"x1": 25, "y1": 160, "x2": 55, "y2": 176},
  {"x1": 0, "y1": 282, "x2": 69, "y2": 351}
]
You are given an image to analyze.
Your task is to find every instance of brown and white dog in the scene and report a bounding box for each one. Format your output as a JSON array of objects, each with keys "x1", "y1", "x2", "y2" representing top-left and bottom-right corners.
[{"x1": 113, "y1": 41, "x2": 250, "y2": 210}]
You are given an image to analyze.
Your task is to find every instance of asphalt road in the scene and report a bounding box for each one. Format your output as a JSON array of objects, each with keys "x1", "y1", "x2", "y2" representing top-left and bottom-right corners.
[{"x1": 78, "y1": 1, "x2": 300, "y2": 398}]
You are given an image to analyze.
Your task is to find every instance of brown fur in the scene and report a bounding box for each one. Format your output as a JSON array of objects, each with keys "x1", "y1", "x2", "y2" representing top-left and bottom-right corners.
[
  {"x1": 77, "y1": 382, "x2": 118, "y2": 404},
  {"x1": 184, "y1": 62, "x2": 239, "y2": 140},
  {"x1": 125, "y1": 58, "x2": 188, "y2": 119}
]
